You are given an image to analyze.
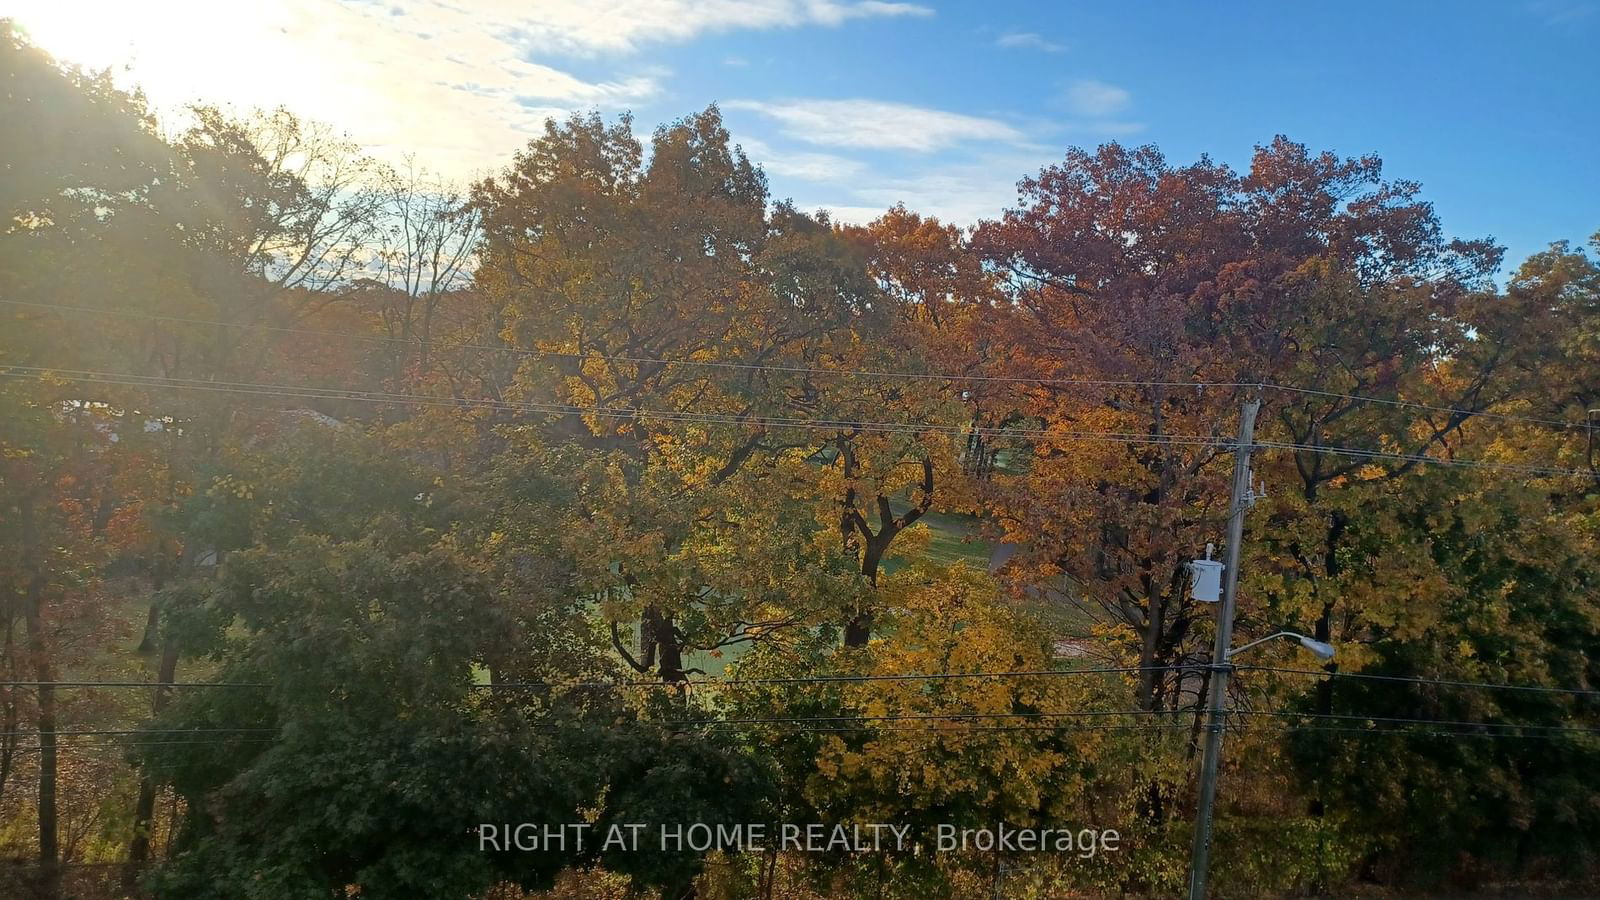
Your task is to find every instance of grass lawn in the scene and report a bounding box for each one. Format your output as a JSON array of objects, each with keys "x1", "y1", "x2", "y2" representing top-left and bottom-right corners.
[{"x1": 911, "y1": 506, "x2": 993, "y2": 569}]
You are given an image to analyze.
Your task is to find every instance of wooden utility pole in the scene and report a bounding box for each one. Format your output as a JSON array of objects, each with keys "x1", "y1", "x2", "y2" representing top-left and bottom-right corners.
[{"x1": 1187, "y1": 395, "x2": 1260, "y2": 900}]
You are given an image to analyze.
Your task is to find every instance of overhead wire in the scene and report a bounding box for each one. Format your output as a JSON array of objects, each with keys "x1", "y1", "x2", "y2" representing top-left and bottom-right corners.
[
  {"x1": 2, "y1": 365, "x2": 1592, "y2": 477},
  {"x1": 1238, "y1": 664, "x2": 1600, "y2": 698},
  {"x1": 1, "y1": 297, "x2": 1584, "y2": 431},
  {"x1": 0, "y1": 727, "x2": 276, "y2": 739},
  {"x1": 0, "y1": 365, "x2": 1222, "y2": 445},
  {"x1": 474, "y1": 662, "x2": 1199, "y2": 691},
  {"x1": 1225, "y1": 709, "x2": 1600, "y2": 735},
  {"x1": 5, "y1": 662, "x2": 1596, "y2": 698},
  {"x1": 6, "y1": 717, "x2": 1597, "y2": 750}
]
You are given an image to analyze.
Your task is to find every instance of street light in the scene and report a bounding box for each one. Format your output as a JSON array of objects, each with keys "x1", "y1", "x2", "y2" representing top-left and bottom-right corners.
[
  {"x1": 1226, "y1": 630, "x2": 1335, "y2": 662},
  {"x1": 1189, "y1": 626, "x2": 1336, "y2": 900}
]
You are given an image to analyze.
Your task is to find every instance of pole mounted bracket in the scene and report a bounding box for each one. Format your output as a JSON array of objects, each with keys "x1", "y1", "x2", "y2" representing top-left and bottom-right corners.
[{"x1": 1244, "y1": 475, "x2": 1267, "y2": 507}]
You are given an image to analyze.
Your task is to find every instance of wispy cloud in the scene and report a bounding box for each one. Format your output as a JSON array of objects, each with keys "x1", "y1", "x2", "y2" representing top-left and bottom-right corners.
[
  {"x1": 797, "y1": 148, "x2": 1058, "y2": 227},
  {"x1": 727, "y1": 99, "x2": 1025, "y2": 152},
  {"x1": 739, "y1": 138, "x2": 868, "y2": 182},
  {"x1": 995, "y1": 31, "x2": 1065, "y2": 53},
  {"x1": 1063, "y1": 79, "x2": 1131, "y2": 117},
  {"x1": 8, "y1": 0, "x2": 679, "y2": 177},
  {"x1": 8, "y1": 0, "x2": 942, "y2": 178},
  {"x1": 455, "y1": 0, "x2": 934, "y2": 56}
]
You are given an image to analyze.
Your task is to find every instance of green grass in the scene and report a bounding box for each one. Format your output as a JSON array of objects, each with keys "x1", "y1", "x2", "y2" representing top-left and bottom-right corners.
[
  {"x1": 907, "y1": 507, "x2": 992, "y2": 569},
  {"x1": 883, "y1": 497, "x2": 993, "y2": 572}
]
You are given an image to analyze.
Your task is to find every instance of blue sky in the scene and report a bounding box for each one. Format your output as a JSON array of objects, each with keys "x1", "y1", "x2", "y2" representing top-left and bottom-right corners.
[{"x1": 11, "y1": 0, "x2": 1598, "y2": 268}]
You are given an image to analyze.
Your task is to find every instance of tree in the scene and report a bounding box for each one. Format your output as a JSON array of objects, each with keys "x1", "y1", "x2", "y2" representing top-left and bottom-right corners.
[
  {"x1": 798, "y1": 563, "x2": 1179, "y2": 896},
  {"x1": 1278, "y1": 464, "x2": 1600, "y2": 884},
  {"x1": 0, "y1": 26, "x2": 174, "y2": 893},
  {"x1": 971, "y1": 138, "x2": 1504, "y2": 712},
  {"x1": 473, "y1": 108, "x2": 894, "y2": 677},
  {"x1": 139, "y1": 535, "x2": 602, "y2": 899},
  {"x1": 351, "y1": 158, "x2": 481, "y2": 390}
]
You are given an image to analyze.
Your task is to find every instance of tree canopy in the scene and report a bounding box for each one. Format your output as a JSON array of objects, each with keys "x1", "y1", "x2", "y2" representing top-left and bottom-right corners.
[{"x1": 2, "y1": 23, "x2": 1598, "y2": 900}]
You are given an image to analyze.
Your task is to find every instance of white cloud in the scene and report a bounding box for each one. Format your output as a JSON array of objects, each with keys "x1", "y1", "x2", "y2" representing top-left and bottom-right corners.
[
  {"x1": 438, "y1": 0, "x2": 933, "y2": 55},
  {"x1": 783, "y1": 147, "x2": 1062, "y2": 228},
  {"x1": 727, "y1": 99, "x2": 1025, "y2": 152},
  {"x1": 7, "y1": 0, "x2": 936, "y2": 178},
  {"x1": 806, "y1": 204, "x2": 891, "y2": 225},
  {"x1": 739, "y1": 137, "x2": 867, "y2": 182},
  {"x1": 7, "y1": 0, "x2": 675, "y2": 177},
  {"x1": 848, "y1": 160, "x2": 1038, "y2": 224},
  {"x1": 995, "y1": 31, "x2": 1065, "y2": 52},
  {"x1": 1064, "y1": 79, "x2": 1131, "y2": 117}
]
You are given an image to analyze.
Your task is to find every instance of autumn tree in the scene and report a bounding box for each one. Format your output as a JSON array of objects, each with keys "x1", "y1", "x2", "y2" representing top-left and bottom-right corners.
[
  {"x1": 0, "y1": 25, "x2": 178, "y2": 892},
  {"x1": 971, "y1": 139, "x2": 1507, "y2": 711},
  {"x1": 1276, "y1": 461, "x2": 1600, "y2": 884},
  {"x1": 344, "y1": 158, "x2": 481, "y2": 391},
  {"x1": 472, "y1": 108, "x2": 895, "y2": 677}
]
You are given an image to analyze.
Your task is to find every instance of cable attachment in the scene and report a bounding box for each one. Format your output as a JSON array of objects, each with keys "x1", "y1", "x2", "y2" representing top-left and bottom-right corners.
[{"x1": 1244, "y1": 473, "x2": 1267, "y2": 508}]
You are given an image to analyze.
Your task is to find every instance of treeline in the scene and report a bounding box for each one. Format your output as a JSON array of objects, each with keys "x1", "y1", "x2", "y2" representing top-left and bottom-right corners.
[{"x1": 2, "y1": 21, "x2": 1599, "y2": 899}]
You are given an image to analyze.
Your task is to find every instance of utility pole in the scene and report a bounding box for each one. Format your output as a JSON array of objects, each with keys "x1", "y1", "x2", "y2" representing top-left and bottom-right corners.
[{"x1": 1187, "y1": 394, "x2": 1260, "y2": 900}]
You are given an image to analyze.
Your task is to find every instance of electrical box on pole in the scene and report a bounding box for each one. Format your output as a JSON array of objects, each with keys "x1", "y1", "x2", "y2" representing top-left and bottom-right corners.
[{"x1": 1188, "y1": 542, "x2": 1223, "y2": 603}]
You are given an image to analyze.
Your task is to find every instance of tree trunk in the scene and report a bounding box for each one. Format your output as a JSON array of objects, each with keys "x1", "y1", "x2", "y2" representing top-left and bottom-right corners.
[
  {"x1": 125, "y1": 639, "x2": 179, "y2": 881},
  {"x1": 20, "y1": 496, "x2": 59, "y2": 897},
  {"x1": 761, "y1": 846, "x2": 778, "y2": 899},
  {"x1": 844, "y1": 536, "x2": 889, "y2": 648},
  {"x1": 137, "y1": 601, "x2": 160, "y2": 654},
  {"x1": 128, "y1": 550, "x2": 187, "y2": 883},
  {"x1": 838, "y1": 455, "x2": 934, "y2": 648},
  {"x1": 0, "y1": 612, "x2": 18, "y2": 813},
  {"x1": 1308, "y1": 510, "x2": 1347, "y2": 818},
  {"x1": 843, "y1": 612, "x2": 874, "y2": 648},
  {"x1": 1137, "y1": 585, "x2": 1165, "y2": 712},
  {"x1": 642, "y1": 605, "x2": 687, "y2": 683}
]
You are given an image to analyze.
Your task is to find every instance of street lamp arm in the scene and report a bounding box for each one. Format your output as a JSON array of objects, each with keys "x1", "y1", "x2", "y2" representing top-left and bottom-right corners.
[
  {"x1": 1225, "y1": 631, "x2": 1304, "y2": 659},
  {"x1": 1226, "y1": 631, "x2": 1336, "y2": 661}
]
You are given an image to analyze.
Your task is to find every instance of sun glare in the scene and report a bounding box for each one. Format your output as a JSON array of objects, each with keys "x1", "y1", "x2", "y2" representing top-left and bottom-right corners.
[{"x1": 10, "y1": 1, "x2": 354, "y2": 133}]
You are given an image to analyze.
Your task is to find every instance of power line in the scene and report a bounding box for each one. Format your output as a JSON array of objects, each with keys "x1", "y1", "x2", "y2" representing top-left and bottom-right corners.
[
  {"x1": 7, "y1": 737, "x2": 280, "y2": 755},
  {"x1": 0, "y1": 680, "x2": 268, "y2": 690},
  {"x1": 1247, "y1": 724, "x2": 1600, "y2": 742},
  {"x1": 1255, "y1": 438, "x2": 1588, "y2": 479},
  {"x1": 9, "y1": 719, "x2": 1596, "y2": 750},
  {"x1": 7, "y1": 662, "x2": 1598, "y2": 699},
  {"x1": 4, "y1": 366, "x2": 1593, "y2": 478},
  {"x1": 0, "y1": 727, "x2": 275, "y2": 739},
  {"x1": 476, "y1": 663, "x2": 1201, "y2": 691},
  {"x1": 679, "y1": 707, "x2": 1600, "y2": 735},
  {"x1": 0, "y1": 298, "x2": 1241, "y2": 391},
  {"x1": 700, "y1": 721, "x2": 1196, "y2": 735},
  {"x1": 1238, "y1": 665, "x2": 1600, "y2": 699},
  {"x1": 2, "y1": 297, "x2": 1581, "y2": 431},
  {"x1": 1227, "y1": 709, "x2": 1600, "y2": 736},
  {"x1": 0, "y1": 665, "x2": 1191, "y2": 694},
  {"x1": 754, "y1": 722, "x2": 1600, "y2": 741},
  {"x1": 12, "y1": 709, "x2": 1587, "y2": 735},
  {"x1": 0, "y1": 365, "x2": 1220, "y2": 445},
  {"x1": 1266, "y1": 383, "x2": 1576, "y2": 431},
  {"x1": 680, "y1": 709, "x2": 1173, "y2": 728}
]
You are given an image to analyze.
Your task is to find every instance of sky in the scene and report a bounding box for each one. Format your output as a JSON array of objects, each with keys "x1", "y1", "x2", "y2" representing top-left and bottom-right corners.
[{"x1": 7, "y1": 0, "x2": 1598, "y2": 269}]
